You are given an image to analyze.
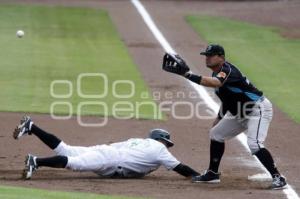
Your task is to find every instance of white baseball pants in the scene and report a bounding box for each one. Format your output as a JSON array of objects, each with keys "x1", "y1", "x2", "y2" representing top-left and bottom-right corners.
[
  {"x1": 209, "y1": 97, "x2": 273, "y2": 154},
  {"x1": 54, "y1": 142, "x2": 120, "y2": 176}
]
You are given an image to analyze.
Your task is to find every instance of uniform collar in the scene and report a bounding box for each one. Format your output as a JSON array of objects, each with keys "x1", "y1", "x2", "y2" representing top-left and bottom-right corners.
[{"x1": 217, "y1": 61, "x2": 227, "y2": 73}]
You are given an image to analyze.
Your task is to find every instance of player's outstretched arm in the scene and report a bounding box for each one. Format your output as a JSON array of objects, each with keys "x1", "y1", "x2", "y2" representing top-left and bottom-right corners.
[
  {"x1": 161, "y1": 53, "x2": 222, "y2": 88},
  {"x1": 173, "y1": 163, "x2": 200, "y2": 178},
  {"x1": 184, "y1": 72, "x2": 222, "y2": 88}
]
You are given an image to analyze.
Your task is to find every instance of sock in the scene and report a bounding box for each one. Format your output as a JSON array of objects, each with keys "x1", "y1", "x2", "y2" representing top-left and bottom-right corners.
[
  {"x1": 208, "y1": 140, "x2": 225, "y2": 173},
  {"x1": 254, "y1": 148, "x2": 280, "y2": 178},
  {"x1": 31, "y1": 124, "x2": 61, "y2": 150},
  {"x1": 36, "y1": 156, "x2": 68, "y2": 168}
]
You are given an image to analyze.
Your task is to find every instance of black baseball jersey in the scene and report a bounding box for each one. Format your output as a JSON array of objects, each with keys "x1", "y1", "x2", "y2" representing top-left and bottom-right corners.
[{"x1": 213, "y1": 61, "x2": 263, "y2": 118}]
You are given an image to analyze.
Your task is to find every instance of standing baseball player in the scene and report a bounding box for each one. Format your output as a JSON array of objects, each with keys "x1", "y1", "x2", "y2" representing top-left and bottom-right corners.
[
  {"x1": 162, "y1": 44, "x2": 287, "y2": 189},
  {"x1": 13, "y1": 116, "x2": 199, "y2": 180}
]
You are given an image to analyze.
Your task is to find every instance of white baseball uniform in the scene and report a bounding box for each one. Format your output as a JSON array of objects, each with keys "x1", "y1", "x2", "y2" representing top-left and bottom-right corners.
[{"x1": 54, "y1": 138, "x2": 180, "y2": 178}]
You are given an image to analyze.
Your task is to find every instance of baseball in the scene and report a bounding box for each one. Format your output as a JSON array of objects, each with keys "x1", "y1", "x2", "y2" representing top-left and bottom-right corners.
[{"x1": 16, "y1": 30, "x2": 25, "y2": 38}]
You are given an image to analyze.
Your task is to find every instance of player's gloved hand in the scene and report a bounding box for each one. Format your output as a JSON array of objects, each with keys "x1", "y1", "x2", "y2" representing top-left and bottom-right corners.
[{"x1": 162, "y1": 53, "x2": 190, "y2": 76}]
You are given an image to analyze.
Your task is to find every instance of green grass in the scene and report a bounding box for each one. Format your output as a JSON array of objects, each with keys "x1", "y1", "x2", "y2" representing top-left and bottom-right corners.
[
  {"x1": 0, "y1": 185, "x2": 146, "y2": 199},
  {"x1": 0, "y1": 5, "x2": 161, "y2": 119},
  {"x1": 186, "y1": 15, "x2": 300, "y2": 123}
]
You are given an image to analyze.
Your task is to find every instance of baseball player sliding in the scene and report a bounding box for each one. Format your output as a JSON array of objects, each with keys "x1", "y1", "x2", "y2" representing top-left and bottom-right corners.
[
  {"x1": 162, "y1": 44, "x2": 287, "y2": 190},
  {"x1": 13, "y1": 116, "x2": 199, "y2": 180}
]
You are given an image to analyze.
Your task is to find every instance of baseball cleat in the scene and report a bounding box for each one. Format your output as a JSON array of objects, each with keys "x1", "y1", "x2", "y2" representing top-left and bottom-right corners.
[
  {"x1": 192, "y1": 170, "x2": 221, "y2": 183},
  {"x1": 13, "y1": 116, "x2": 33, "y2": 139},
  {"x1": 23, "y1": 154, "x2": 37, "y2": 180},
  {"x1": 271, "y1": 175, "x2": 287, "y2": 190}
]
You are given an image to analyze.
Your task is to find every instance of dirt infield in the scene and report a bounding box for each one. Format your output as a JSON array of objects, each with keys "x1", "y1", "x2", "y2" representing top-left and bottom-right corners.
[{"x1": 0, "y1": 1, "x2": 299, "y2": 199}]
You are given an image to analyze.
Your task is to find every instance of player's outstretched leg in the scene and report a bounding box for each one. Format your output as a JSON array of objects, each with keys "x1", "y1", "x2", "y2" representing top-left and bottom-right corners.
[
  {"x1": 13, "y1": 116, "x2": 62, "y2": 150},
  {"x1": 247, "y1": 98, "x2": 287, "y2": 190},
  {"x1": 23, "y1": 151, "x2": 108, "y2": 179},
  {"x1": 23, "y1": 154, "x2": 68, "y2": 180},
  {"x1": 254, "y1": 148, "x2": 287, "y2": 190}
]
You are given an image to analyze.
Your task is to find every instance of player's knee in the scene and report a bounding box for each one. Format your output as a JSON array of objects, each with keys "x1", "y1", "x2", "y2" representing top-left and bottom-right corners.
[
  {"x1": 247, "y1": 139, "x2": 264, "y2": 154},
  {"x1": 66, "y1": 157, "x2": 85, "y2": 171},
  {"x1": 53, "y1": 141, "x2": 71, "y2": 156},
  {"x1": 209, "y1": 129, "x2": 225, "y2": 143}
]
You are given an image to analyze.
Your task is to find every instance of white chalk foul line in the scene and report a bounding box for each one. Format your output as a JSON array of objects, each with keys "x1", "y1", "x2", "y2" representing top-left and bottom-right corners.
[{"x1": 131, "y1": 0, "x2": 299, "y2": 198}]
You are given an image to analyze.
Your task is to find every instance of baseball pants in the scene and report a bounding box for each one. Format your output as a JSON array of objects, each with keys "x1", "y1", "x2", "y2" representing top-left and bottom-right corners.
[
  {"x1": 209, "y1": 97, "x2": 273, "y2": 154},
  {"x1": 54, "y1": 142, "x2": 120, "y2": 176}
]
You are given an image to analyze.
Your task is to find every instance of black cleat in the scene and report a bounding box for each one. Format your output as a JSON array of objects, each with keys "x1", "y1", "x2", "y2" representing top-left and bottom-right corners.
[
  {"x1": 271, "y1": 175, "x2": 287, "y2": 190},
  {"x1": 192, "y1": 170, "x2": 221, "y2": 183},
  {"x1": 23, "y1": 154, "x2": 37, "y2": 180},
  {"x1": 13, "y1": 116, "x2": 33, "y2": 139}
]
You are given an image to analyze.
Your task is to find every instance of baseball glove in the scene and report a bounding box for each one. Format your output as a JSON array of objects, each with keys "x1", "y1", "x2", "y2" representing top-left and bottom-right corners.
[{"x1": 162, "y1": 53, "x2": 190, "y2": 76}]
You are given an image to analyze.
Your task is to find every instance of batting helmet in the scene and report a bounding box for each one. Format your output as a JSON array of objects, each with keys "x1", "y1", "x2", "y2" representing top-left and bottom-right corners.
[{"x1": 149, "y1": 129, "x2": 174, "y2": 147}]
